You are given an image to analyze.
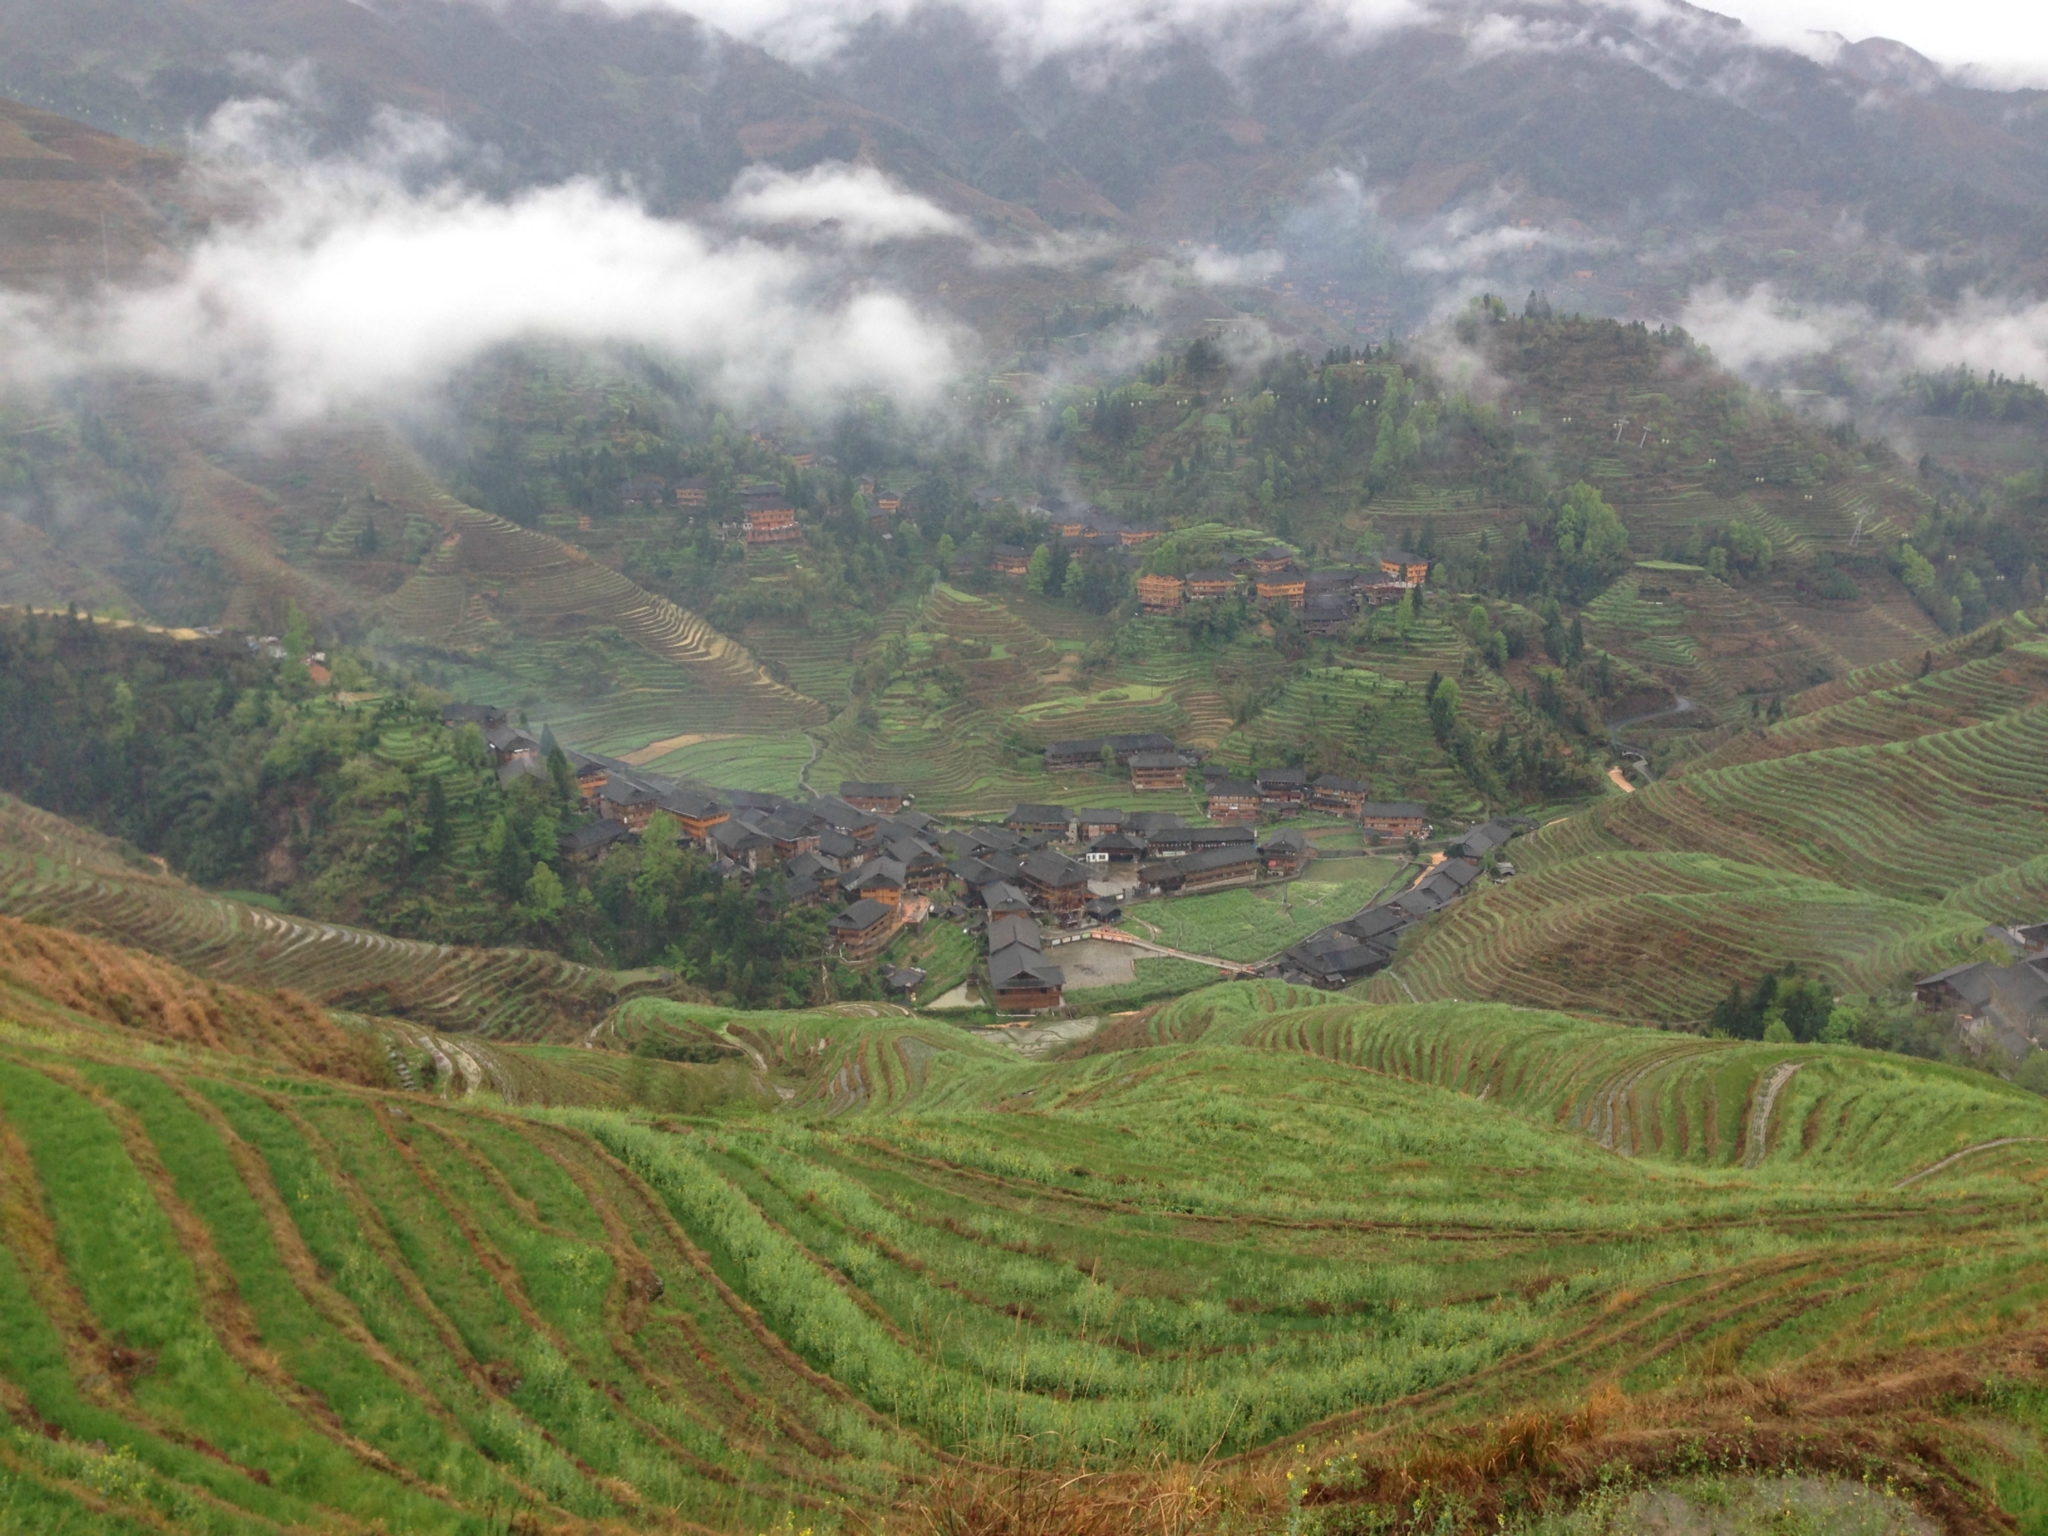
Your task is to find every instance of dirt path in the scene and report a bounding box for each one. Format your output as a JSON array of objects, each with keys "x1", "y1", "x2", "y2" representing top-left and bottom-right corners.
[
  {"x1": 798, "y1": 730, "x2": 823, "y2": 795},
  {"x1": 1743, "y1": 1061, "x2": 1804, "y2": 1168},
  {"x1": 621, "y1": 731, "x2": 736, "y2": 766},
  {"x1": 1075, "y1": 927, "x2": 1254, "y2": 975},
  {"x1": 1893, "y1": 1136, "x2": 2048, "y2": 1189},
  {"x1": 1606, "y1": 766, "x2": 1635, "y2": 793}
]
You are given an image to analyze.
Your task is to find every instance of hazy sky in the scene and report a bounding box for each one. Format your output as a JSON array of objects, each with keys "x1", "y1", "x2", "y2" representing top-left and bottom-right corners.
[{"x1": 1735, "y1": 0, "x2": 2048, "y2": 81}]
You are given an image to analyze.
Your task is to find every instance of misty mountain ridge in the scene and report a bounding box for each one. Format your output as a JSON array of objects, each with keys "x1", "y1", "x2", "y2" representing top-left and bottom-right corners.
[{"x1": 3, "y1": 0, "x2": 2046, "y2": 352}]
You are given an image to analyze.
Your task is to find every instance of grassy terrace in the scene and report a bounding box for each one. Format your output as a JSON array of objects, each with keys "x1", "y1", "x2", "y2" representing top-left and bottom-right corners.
[
  {"x1": 1121, "y1": 862, "x2": 1407, "y2": 962},
  {"x1": 1, "y1": 969, "x2": 2043, "y2": 1532},
  {"x1": 0, "y1": 794, "x2": 664, "y2": 1038}
]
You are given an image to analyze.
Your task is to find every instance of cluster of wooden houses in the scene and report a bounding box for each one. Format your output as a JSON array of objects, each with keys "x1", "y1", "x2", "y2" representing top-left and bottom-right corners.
[
  {"x1": 1276, "y1": 817, "x2": 1532, "y2": 988},
  {"x1": 1916, "y1": 921, "x2": 2048, "y2": 1059},
  {"x1": 1136, "y1": 548, "x2": 1431, "y2": 629}
]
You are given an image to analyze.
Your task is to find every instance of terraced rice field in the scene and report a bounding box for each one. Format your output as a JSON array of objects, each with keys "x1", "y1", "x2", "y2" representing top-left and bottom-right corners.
[
  {"x1": 1384, "y1": 607, "x2": 2048, "y2": 1021},
  {"x1": 1532, "y1": 700, "x2": 2048, "y2": 903},
  {"x1": 1372, "y1": 852, "x2": 1988, "y2": 1021},
  {"x1": 0, "y1": 795, "x2": 661, "y2": 1038},
  {"x1": 2, "y1": 895, "x2": 2045, "y2": 1536},
  {"x1": 385, "y1": 506, "x2": 826, "y2": 732}
]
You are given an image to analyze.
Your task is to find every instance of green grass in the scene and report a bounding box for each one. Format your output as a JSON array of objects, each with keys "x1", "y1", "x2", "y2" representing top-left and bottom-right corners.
[
  {"x1": 1123, "y1": 871, "x2": 1403, "y2": 961},
  {"x1": 1062, "y1": 956, "x2": 1222, "y2": 1011}
]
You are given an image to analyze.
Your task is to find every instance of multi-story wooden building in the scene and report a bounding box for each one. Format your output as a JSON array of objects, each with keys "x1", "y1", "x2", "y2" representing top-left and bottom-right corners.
[
  {"x1": 659, "y1": 790, "x2": 732, "y2": 845},
  {"x1": 1128, "y1": 751, "x2": 1188, "y2": 791},
  {"x1": 839, "y1": 780, "x2": 909, "y2": 814},
  {"x1": 1359, "y1": 801, "x2": 1430, "y2": 837},
  {"x1": 1186, "y1": 568, "x2": 1238, "y2": 601},
  {"x1": 828, "y1": 898, "x2": 900, "y2": 963},
  {"x1": 1379, "y1": 551, "x2": 1432, "y2": 585},
  {"x1": 1255, "y1": 565, "x2": 1308, "y2": 608},
  {"x1": 987, "y1": 913, "x2": 1065, "y2": 1012},
  {"x1": 1205, "y1": 780, "x2": 1262, "y2": 822},
  {"x1": 1019, "y1": 848, "x2": 1092, "y2": 916},
  {"x1": 1310, "y1": 775, "x2": 1372, "y2": 817},
  {"x1": 1255, "y1": 766, "x2": 1307, "y2": 811},
  {"x1": 1136, "y1": 573, "x2": 1186, "y2": 614}
]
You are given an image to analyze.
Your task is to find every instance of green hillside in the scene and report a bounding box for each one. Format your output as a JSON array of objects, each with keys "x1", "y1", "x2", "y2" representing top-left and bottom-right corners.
[{"x1": 1, "y1": 942, "x2": 2044, "y2": 1534}]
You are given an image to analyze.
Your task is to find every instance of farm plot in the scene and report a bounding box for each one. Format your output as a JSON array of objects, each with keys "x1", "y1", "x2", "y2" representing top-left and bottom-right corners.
[
  {"x1": 1555, "y1": 701, "x2": 2048, "y2": 903},
  {"x1": 0, "y1": 794, "x2": 661, "y2": 1038},
  {"x1": 4, "y1": 941, "x2": 2048, "y2": 1533},
  {"x1": 1377, "y1": 851, "x2": 1991, "y2": 1022},
  {"x1": 1128, "y1": 872, "x2": 1404, "y2": 962}
]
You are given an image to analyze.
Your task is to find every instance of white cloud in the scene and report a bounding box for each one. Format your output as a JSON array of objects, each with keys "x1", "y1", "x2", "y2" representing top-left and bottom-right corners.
[
  {"x1": 0, "y1": 111, "x2": 966, "y2": 425},
  {"x1": 1677, "y1": 281, "x2": 2048, "y2": 391},
  {"x1": 571, "y1": 0, "x2": 2048, "y2": 86},
  {"x1": 591, "y1": 0, "x2": 1429, "y2": 71},
  {"x1": 723, "y1": 162, "x2": 971, "y2": 245}
]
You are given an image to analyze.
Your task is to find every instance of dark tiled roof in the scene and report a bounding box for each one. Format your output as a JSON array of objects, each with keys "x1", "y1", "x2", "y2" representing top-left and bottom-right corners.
[
  {"x1": 1006, "y1": 804, "x2": 1070, "y2": 826},
  {"x1": 558, "y1": 819, "x2": 631, "y2": 855},
  {"x1": 829, "y1": 898, "x2": 894, "y2": 931},
  {"x1": 1360, "y1": 801, "x2": 1430, "y2": 818},
  {"x1": 1020, "y1": 848, "x2": 1090, "y2": 887},
  {"x1": 1179, "y1": 844, "x2": 1260, "y2": 876}
]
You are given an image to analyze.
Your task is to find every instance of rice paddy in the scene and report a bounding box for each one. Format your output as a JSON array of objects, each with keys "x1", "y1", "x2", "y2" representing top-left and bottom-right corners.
[{"x1": 1, "y1": 960, "x2": 2043, "y2": 1534}]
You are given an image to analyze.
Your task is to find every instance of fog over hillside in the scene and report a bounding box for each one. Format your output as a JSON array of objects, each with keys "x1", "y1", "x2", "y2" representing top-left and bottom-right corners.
[{"x1": 2, "y1": 0, "x2": 2046, "y2": 417}]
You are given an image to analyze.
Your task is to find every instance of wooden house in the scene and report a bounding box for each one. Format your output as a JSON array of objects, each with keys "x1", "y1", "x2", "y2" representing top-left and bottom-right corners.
[
  {"x1": 839, "y1": 780, "x2": 909, "y2": 814},
  {"x1": 1086, "y1": 831, "x2": 1145, "y2": 865},
  {"x1": 708, "y1": 818, "x2": 773, "y2": 871},
  {"x1": 1005, "y1": 804, "x2": 1071, "y2": 837},
  {"x1": 1074, "y1": 809, "x2": 1127, "y2": 840},
  {"x1": 1177, "y1": 843, "x2": 1262, "y2": 892},
  {"x1": 992, "y1": 544, "x2": 1033, "y2": 576},
  {"x1": 1359, "y1": 801, "x2": 1430, "y2": 837},
  {"x1": 1044, "y1": 733, "x2": 1176, "y2": 771},
  {"x1": 482, "y1": 722, "x2": 542, "y2": 766},
  {"x1": 1259, "y1": 829, "x2": 1309, "y2": 876},
  {"x1": 1129, "y1": 751, "x2": 1188, "y2": 791},
  {"x1": 1379, "y1": 551, "x2": 1432, "y2": 585},
  {"x1": 760, "y1": 810, "x2": 821, "y2": 860},
  {"x1": 842, "y1": 856, "x2": 907, "y2": 907},
  {"x1": 1310, "y1": 775, "x2": 1372, "y2": 817},
  {"x1": 1205, "y1": 780, "x2": 1262, "y2": 823},
  {"x1": 1303, "y1": 592, "x2": 1353, "y2": 634},
  {"x1": 810, "y1": 797, "x2": 880, "y2": 840},
  {"x1": 1137, "y1": 573, "x2": 1186, "y2": 614},
  {"x1": 1186, "y1": 568, "x2": 1238, "y2": 601},
  {"x1": 598, "y1": 781, "x2": 664, "y2": 831},
  {"x1": 745, "y1": 506, "x2": 801, "y2": 545},
  {"x1": 1255, "y1": 566, "x2": 1308, "y2": 608},
  {"x1": 674, "y1": 483, "x2": 708, "y2": 507},
  {"x1": 983, "y1": 933, "x2": 1064, "y2": 1015},
  {"x1": 558, "y1": 819, "x2": 633, "y2": 865},
  {"x1": 1020, "y1": 848, "x2": 1092, "y2": 916},
  {"x1": 659, "y1": 790, "x2": 731, "y2": 844},
  {"x1": 1120, "y1": 526, "x2": 1163, "y2": 546},
  {"x1": 441, "y1": 702, "x2": 509, "y2": 730},
  {"x1": 1255, "y1": 766, "x2": 1307, "y2": 811},
  {"x1": 1254, "y1": 546, "x2": 1297, "y2": 574},
  {"x1": 828, "y1": 898, "x2": 900, "y2": 963}
]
